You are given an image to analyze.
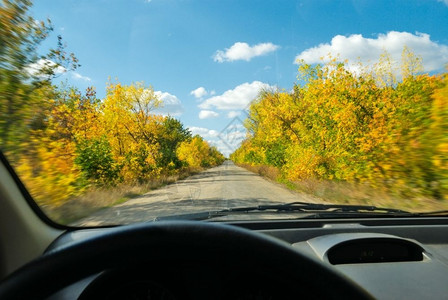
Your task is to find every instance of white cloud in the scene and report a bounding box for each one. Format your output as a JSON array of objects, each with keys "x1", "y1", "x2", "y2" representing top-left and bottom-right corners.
[
  {"x1": 190, "y1": 87, "x2": 208, "y2": 98},
  {"x1": 72, "y1": 72, "x2": 91, "y2": 82},
  {"x1": 294, "y1": 31, "x2": 448, "y2": 72},
  {"x1": 438, "y1": 0, "x2": 448, "y2": 6},
  {"x1": 214, "y1": 42, "x2": 279, "y2": 63},
  {"x1": 227, "y1": 111, "x2": 241, "y2": 118},
  {"x1": 221, "y1": 130, "x2": 246, "y2": 141},
  {"x1": 26, "y1": 59, "x2": 66, "y2": 77},
  {"x1": 188, "y1": 127, "x2": 219, "y2": 138},
  {"x1": 217, "y1": 128, "x2": 247, "y2": 156},
  {"x1": 188, "y1": 123, "x2": 247, "y2": 157},
  {"x1": 199, "y1": 81, "x2": 274, "y2": 111},
  {"x1": 26, "y1": 59, "x2": 93, "y2": 83},
  {"x1": 226, "y1": 123, "x2": 245, "y2": 130},
  {"x1": 154, "y1": 91, "x2": 184, "y2": 116},
  {"x1": 199, "y1": 110, "x2": 219, "y2": 119},
  {"x1": 208, "y1": 139, "x2": 233, "y2": 157}
]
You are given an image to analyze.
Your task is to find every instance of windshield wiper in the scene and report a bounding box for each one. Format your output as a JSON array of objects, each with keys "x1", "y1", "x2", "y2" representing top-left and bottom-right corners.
[
  {"x1": 256, "y1": 202, "x2": 448, "y2": 216},
  {"x1": 153, "y1": 201, "x2": 430, "y2": 221},
  {"x1": 254, "y1": 201, "x2": 412, "y2": 214}
]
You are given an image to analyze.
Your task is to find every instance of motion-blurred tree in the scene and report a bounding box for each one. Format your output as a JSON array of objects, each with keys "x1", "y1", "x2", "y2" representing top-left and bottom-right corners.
[
  {"x1": 0, "y1": 0, "x2": 78, "y2": 154},
  {"x1": 232, "y1": 50, "x2": 446, "y2": 199}
]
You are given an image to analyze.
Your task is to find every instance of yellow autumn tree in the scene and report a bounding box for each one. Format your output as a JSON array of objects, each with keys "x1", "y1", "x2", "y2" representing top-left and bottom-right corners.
[
  {"x1": 232, "y1": 49, "x2": 446, "y2": 200},
  {"x1": 177, "y1": 135, "x2": 224, "y2": 168},
  {"x1": 426, "y1": 71, "x2": 448, "y2": 199},
  {"x1": 14, "y1": 86, "x2": 101, "y2": 206},
  {"x1": 101, "y1": 82, "x2": 164, "y2": 181}
]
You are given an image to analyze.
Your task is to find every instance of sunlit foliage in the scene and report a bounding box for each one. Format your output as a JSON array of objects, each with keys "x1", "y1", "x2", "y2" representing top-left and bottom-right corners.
[
  {"x1": 232, "y1": 53, "x2": 447, "y2": 200},
  {"x1": 0, "y1": 1, "x2": 224, "y2": 207},
  {"x1": 4, "y1": 82, "x2": 224, "y2": 207},
  {"x1": 0, "y1": 0, "x2": 78, "y2": 154},
  {"x1": 177, "y1": 135, "x2": 225, "y2": 168}
]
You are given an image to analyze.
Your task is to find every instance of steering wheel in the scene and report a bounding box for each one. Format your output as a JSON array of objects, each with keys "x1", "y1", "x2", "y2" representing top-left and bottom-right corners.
[{"x1": 0, "y1": 221, "x2": 372, "y2": 299}]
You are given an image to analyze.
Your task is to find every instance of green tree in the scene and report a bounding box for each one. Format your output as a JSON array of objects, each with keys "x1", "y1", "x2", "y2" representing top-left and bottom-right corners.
[
  {"x1": 0, "y1": 0, "x2": 78, "y2": 154},
  {"x1": 157, "y1": 117, "x2": 191, "y2": 169},
  {"x1": 75, "y1": 137, "x2": 120, "y2": 185}
]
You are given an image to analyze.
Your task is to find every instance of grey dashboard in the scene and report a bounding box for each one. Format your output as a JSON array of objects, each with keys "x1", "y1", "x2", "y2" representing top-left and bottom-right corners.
[
  {"x1": 260, "y1": 218, "x2": 448, "y2": 299},
  {"x1": 47, "y1": 217, "x2": 448, "y2": 300}
]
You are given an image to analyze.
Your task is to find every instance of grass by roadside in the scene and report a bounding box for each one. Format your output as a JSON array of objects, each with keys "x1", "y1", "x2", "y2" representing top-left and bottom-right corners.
[
  {"x1": 41, "y1": 167, "x2": 202, "y2": 225},
  {"x1": 236, "y1": 163, "x2": 448, "y2": 213}
]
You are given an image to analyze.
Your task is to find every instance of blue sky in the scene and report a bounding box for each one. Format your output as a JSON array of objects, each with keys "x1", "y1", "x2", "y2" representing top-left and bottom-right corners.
[{"x1": 31, "y1": 0, "x2": 448, "y2": 156}]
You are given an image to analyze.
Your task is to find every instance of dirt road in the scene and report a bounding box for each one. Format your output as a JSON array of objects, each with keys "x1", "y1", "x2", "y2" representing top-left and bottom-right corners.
[{"x1": 75, "y1": 161, "x2": 317, "y2": 226}]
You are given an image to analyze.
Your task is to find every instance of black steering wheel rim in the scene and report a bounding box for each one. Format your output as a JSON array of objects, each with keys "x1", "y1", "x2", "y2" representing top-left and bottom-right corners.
[{"x1": 0, "y1": 221, "x2": 372, "y2": 299}]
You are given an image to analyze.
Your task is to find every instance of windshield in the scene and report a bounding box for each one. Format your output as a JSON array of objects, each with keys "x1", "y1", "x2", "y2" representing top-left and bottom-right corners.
[{"x1": 1, "y1": 0, "x2": 447, "y2": 226}]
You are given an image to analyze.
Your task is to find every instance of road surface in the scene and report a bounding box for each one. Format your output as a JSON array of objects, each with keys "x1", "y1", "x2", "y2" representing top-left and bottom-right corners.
[{"x1": 74, "y1": 161, "x2": 318, "y2": 226}]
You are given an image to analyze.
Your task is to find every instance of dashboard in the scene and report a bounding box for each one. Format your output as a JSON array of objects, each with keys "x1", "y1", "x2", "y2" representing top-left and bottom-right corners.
[{"x1": 43, "y1": 217, "x2": 448, "y2": 300}]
